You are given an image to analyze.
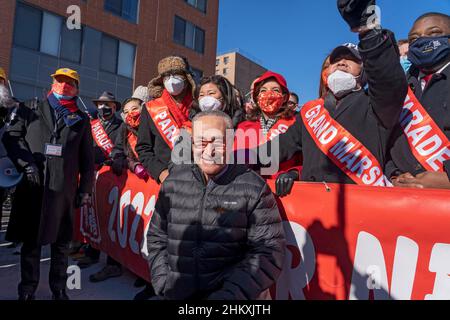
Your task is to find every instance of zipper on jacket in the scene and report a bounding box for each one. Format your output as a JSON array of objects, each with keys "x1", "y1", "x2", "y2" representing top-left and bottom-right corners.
[{"x1": 195, "y1": 185, "x2": 207, "y2": 294}]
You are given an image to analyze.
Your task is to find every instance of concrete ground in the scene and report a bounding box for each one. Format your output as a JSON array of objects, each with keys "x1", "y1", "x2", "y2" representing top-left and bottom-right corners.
[{"x1": 0, "y1": 209, "x2": 143, "y2": 300}]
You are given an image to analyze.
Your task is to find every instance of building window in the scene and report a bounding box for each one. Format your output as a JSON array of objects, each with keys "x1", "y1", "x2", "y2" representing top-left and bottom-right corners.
[
  {"x1": 173, "y1": 16, "x2": 205, "y2": 54},
  {"x1": 101, "y1": 34, "x2": 136, "y2": 78},
  {"x1": 104, "y1": 0, "x2": 139, "y2": 23},
  {"x1": 118, "y1": 41, "x2": 136, "y2": 78},
  {"x1": 185, "y1": 0, "x2": 207, "y2": 13},
  {"x1": 60, "y1": 25, "x2": 83, "y2": 63},
  {"x1": 215, "y1": 59, "x2": 219, "y2": 66},
  {"x1": 100, "y1": 35, "x2": 119, "y2": 74},
  {"x1": 224, "y1": 56, "x2": 229, "y2": 65},
  {"x1": 40, "y1": 12, "x2": 61, "y2": 56},
  {"x1": 223, "y1": 68, "x2": 228, "y2": 75},
  {"x1": 13, "y1": 3, "x2": 42, "y2": 51},
  {"x1": 14, "y1": 3, "x2": 82, "y2": 63}
]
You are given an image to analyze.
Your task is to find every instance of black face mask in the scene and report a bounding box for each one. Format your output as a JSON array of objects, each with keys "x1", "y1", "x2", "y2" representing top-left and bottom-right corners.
[
  {"x1": 408, "y1": 35, "x2": 450, "y2": 70},
  {"x1": 98, "y1": 106, "x2": 114, "y2": 120}
]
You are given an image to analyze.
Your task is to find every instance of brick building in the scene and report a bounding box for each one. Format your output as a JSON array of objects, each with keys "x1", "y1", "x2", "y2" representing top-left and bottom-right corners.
[
  {"x1": 216, "y1": 51, "x2": 267, "y2": 97},
  {"x1": 0, "y1": 0, "x2": 219, "y2": 108}
]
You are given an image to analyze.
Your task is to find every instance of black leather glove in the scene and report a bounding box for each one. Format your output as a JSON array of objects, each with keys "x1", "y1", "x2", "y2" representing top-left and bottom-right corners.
[
  {"x1": 24, "y1": 163, "x2": 40, "y2": 186},
  {"x1": 275, "y1": 170, "x2": 299, "y2": 197},
  {"x1": 337, "y1": 0, "x2": 376, "y2": 30},
  {"x1": 111, "y1": 157, "x2": 126, "y2": 176}
]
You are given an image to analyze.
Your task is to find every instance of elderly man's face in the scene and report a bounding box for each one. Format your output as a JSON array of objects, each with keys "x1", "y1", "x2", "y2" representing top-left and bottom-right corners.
[{"x1": 193, "y1": 116, "x2": 228, "y2": 177}]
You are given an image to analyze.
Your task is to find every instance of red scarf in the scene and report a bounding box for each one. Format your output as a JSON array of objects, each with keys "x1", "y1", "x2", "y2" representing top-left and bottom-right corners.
[
  {"x1": 48, "y1": 91, "x2": 78, "y2": 113},
  {"x1": 161, "y1": 89, "x2": 192, "y2": 128}
]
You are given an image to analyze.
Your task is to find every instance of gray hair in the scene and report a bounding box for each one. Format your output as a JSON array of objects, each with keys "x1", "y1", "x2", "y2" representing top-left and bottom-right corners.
[{"x1": 192, "y1": 111, "x2": 233, "y2": 131}]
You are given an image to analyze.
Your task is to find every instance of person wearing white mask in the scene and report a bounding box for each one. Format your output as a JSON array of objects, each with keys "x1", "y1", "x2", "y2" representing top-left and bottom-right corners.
[
  {"x1": 193, "y1": 75, "x2": 244, "y2": 128},
  {"x1": 253, "y1": 0, "x2": 407, "y2": 195},
  {"x1": 136, "y1": 56, "x2": 196, "y2": 184}
]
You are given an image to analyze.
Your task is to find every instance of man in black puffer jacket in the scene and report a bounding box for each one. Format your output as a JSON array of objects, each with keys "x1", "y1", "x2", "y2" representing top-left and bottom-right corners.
[{"x1": 147, "y1": 111, "x2": 285, "y2": 300}]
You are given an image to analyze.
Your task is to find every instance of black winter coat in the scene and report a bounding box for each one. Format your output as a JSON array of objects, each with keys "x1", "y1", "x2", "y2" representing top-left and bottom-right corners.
[
  {"x1": 93, "y1": 116, "x2": 123, "y2": 165},
  {"x1": 5, "y1": 99, "x2": 94, "y2": 244},
  {"x1": 258, "y1": 29, "x2": 407, "y2": 184},
  {"x1": 386, "y1": 63, "x2": 450, "y2": 179},
  {"x1": 136, "y1": 105, "x2": 172, "y2": 183},
  {"x1": 147, "y1": 164, "x2": 285, "y2": 300}
]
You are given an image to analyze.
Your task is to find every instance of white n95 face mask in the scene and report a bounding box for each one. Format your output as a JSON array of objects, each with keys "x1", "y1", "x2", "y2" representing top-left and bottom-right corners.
[
  {"x1": 327, "y1": 70, "x2": 357, "y2": 98},
  {"x1": 164, "y1": 76, "x2": 186, "y2": 96},
  {"x1": 199, "y1": 96, "x2": 223, "y2": 112}
]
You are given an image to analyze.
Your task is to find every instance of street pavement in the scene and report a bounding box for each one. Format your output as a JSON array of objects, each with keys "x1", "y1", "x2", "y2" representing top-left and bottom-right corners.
[{"x1": 0, "y1": 211, "x2": 143, "y2": 300}]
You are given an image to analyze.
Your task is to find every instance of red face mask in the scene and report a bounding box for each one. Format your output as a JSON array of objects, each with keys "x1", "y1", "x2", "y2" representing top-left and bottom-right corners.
[
  {"x1": 125, "y1": 110, "x2": 141, "y2": 129},
  {"x1": 257, "y1": 90, "x2": 284, "y2": 115},
  {"x1": 52, "y1": 82, "x2": 78, "y2": 97}
]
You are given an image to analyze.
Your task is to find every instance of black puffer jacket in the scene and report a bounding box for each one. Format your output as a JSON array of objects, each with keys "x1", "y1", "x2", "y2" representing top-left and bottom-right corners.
[
  {"x1": 147, "y1": 164, "x2": 285, "y2": 300},
  {"x1": 256, "y1": 29, "x2": 407, "y2": 184}
]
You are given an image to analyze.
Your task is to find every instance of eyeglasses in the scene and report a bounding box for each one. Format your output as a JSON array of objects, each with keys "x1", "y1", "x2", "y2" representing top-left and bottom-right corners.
[{"x1": 193, "y1": 139, "x2": 226, "y2": 152}]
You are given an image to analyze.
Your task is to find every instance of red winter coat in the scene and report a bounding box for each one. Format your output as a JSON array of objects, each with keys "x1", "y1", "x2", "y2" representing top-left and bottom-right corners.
[{"x1": 234, "y1": 117, "x2": 303, "y2": 179}]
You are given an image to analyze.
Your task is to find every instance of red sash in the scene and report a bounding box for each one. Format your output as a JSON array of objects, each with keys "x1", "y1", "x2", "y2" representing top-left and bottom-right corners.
[
  {"x1": 399, "y1": 88, "x2": 450, "y2": 172},
  {"x1": 91, "y1": 119, "x2": 114, "y2": 158},
  {"x1": 127, "y1": 131, "x2": 139, "y2": 159},
  {"x1": 146, "y1": 101, "x2": 181, "y2": 150},
  {"x1": 265, "y1": 118, "x2": 296, "y2": 144},
  {"x1": 234, "y1": 118, "x2": 296, "y2": 150},
  {"x1": 301, "y1": 99, "x2": 391, "y2": 187}
]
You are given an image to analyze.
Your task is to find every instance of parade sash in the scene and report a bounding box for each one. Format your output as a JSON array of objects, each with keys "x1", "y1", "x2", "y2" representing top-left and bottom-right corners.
[
  {"x1": 127, "y1": 131, "x2": 139, "y2": 159},
  {"x1": 399, "y1": 88, "x2": 450, "y2": 172},
  {"x1": 301, "y1": 99, "x2": 391, "y2": 187},
  {"x1": 266, "y1": 118, "x2": 296, "y2": 143},
  {"x1": 146, "y1": 101, "x2": 181, "y2": 150},
  {"x1": 91, "y1": 119, "x2": 115, "y2": 158}
]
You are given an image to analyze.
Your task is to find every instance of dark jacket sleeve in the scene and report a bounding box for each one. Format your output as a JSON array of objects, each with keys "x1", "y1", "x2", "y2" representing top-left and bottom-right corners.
[
  {"x1": 257, "y1": 114, "x2": 303, "y2": 168},
  {"x1": 3, "y1": 103, "x2": 36, "y2": 170},
  {"x1": 111, "y1": 124, "x2": 126, "y2": 160},
  {"x1": 444, "y1": 160, "x2": 450, "y2": 182},
  {"x1": 384, "y1": 159, "x2": 401, "y2": 179},
  {"x1": 146, "y1": 184, "x2": 170, "y2": 296},
  {"x1": 358, "y1": 29, "x2": 408, "y2": 129},
  {"x1": 135, "y1": 106, "x2": 168, "y2": 183},
  {"x1": 208, "y1": 182, "x2": 286, "y2": 300},
  {"x1": 78, "y1": 118, "x2": 95, "y2": 194}
]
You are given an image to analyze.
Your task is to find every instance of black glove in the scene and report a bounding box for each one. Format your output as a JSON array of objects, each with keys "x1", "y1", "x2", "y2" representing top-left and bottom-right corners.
[
  {"x1": 337, "y1": 0, "x2": 376, "y2": 30},
  {"x1": 111, "y1": 157, "x2": 126, "y2": 176},
  {"x1": 275, "y1": 170, "x2": 299, "y2": 197},
  {"x1": 24, "y1": 163, "x2": 40, "y2": 186}
]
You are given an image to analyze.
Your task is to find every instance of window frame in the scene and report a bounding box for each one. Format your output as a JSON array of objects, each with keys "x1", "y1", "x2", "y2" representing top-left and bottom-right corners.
[
  {"x1": 173, "y1": 15, "x2": 205, "y2": 55},
  {"x1": 184, "y1": 0, "x2": 207, "y2": 14},
  {"x1": 59, "y1": 22, "x2": 84, "y2": 63},
  {"x1": 13, "y1": 2, "x2": 43, "y2": 51},
  {"x1": 100, "y1": 34, "x2": 120, "y2": 74},
  {"x1": 104, "y1": 0, "x2": 140, "y2": 24}
]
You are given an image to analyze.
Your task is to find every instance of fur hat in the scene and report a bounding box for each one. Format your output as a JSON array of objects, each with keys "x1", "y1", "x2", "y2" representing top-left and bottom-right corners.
[{"x1": 148, "y1": 56, "x2": 196, "y2": 99}]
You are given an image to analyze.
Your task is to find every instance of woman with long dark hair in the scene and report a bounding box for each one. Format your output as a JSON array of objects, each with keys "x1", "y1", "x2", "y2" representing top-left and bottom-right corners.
[{"x1": 191, "y1": 75, "x2": 245, "y2": 128}]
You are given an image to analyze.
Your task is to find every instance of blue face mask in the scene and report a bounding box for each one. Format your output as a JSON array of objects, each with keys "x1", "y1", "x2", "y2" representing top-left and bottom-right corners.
[
  {"x1": 408, "y1": 35, "x2": 450, "y2": 70},
  {"x1": 400, "y1": 56, "x2": 412, "y2": 73},
  {"x1": 53, "y1": 92, "x2": 76, "y2": 100}
]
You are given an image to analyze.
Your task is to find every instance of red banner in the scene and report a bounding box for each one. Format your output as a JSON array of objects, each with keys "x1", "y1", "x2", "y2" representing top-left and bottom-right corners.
[{"x1": 77, "y1": 167, "x2": 450, "y2": 300}]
